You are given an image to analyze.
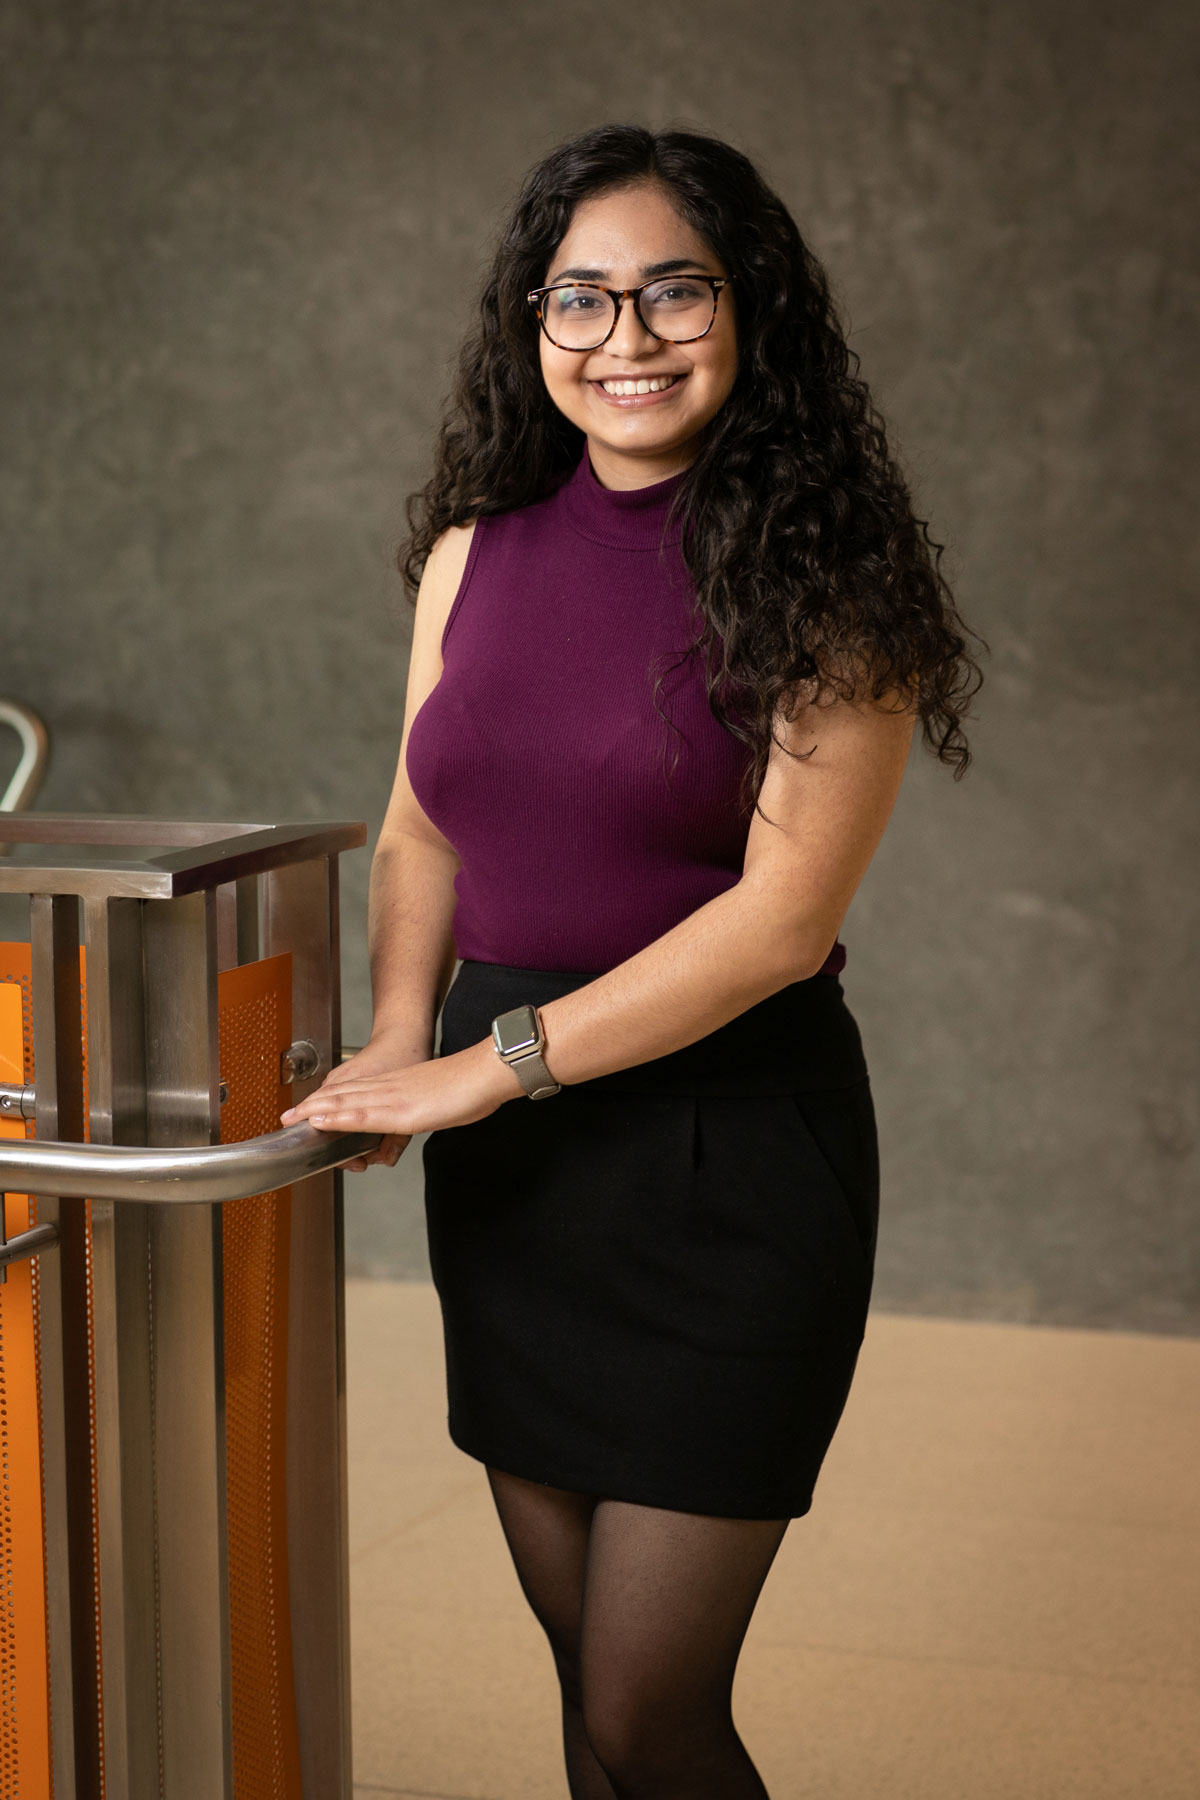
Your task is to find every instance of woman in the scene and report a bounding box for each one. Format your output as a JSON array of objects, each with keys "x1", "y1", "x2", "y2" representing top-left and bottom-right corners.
[{"x1": 284, "y1": 124, "x2": 983, "y2": 1799}]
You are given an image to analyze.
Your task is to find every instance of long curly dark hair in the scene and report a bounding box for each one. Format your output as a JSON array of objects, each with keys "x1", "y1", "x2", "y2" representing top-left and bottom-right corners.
[{"x1": 401, "y1": 123, "x2": 986, "y2": 818}]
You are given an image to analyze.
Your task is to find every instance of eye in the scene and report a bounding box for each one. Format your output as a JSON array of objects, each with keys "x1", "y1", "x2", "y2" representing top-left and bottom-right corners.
[
  {"x1": 645, "y1": 278, "x2": 708, "y2": 307},
  {"x1": 549, "y1": 287, "x2": 605, "y2": 313}
]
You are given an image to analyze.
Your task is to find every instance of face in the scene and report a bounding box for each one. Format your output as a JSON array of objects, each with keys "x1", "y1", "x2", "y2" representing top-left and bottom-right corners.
[{"x1": 535, "y1": 180, "x2": 738, "y2": 490}]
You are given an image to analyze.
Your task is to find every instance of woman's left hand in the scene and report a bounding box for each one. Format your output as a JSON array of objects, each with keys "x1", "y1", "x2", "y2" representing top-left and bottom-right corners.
[{"x1": 280, "y1": 1038, "x2": 519, "y2": 1140}]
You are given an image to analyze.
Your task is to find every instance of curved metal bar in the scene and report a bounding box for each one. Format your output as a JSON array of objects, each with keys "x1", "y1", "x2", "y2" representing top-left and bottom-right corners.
[
  {"x1": 0, "y1": 1122, "x2": 382, "y2": 1205},
  {"x1": 0, "y1": 698, "x2": 51, "y2": 818}
]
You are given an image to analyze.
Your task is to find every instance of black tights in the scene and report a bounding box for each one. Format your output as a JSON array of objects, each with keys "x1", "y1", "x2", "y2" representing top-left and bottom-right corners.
[{"x1": 486, "y1": 1466, "x2": 790, "y2": 1799}]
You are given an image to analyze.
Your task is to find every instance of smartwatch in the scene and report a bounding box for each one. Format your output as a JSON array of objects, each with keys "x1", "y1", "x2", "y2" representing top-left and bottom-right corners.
[{"x1": 491, "y1": 1004, "x2": 561, "y2": 1100}]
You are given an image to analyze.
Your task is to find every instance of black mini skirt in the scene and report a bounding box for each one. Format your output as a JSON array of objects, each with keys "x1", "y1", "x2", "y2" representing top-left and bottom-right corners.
[{"x1": 422, "y1": 960, "x2": 880, "y2": 1520}]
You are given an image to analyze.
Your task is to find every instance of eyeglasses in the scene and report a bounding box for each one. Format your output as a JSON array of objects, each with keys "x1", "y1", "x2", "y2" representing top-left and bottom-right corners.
[{"x1": 526, "y1": 274, "x2": 731, "y2": 351}]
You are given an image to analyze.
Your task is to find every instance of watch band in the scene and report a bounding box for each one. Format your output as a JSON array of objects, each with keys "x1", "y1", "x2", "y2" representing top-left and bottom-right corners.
[{"x1": 491, "y1": 1004, "x2": 562, "y2": 1100}]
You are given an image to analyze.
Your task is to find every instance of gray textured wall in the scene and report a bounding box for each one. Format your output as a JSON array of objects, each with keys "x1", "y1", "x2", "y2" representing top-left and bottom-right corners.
[{"x1": 3, "y1": 1, "x2": 1196, "y2": 1331}]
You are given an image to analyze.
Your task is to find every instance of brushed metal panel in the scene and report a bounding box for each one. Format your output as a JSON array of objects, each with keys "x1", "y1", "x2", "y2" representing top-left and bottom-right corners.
[
  {"x1": 143, "y1": 892, "x2": 234, "y2": 1799},
  {"x1": 30, "y1": 894, "x2": 96, "y2": 1799},
  {"x1": 83, "y1": 896, "x2": 159, "y2": 1798},
  {"x1": 263, "y1": 857, "x2": 352, "y2": 1800}
]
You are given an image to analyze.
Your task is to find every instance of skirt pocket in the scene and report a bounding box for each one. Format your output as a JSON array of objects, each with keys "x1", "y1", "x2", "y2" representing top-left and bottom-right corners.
[{"x1": 788, "y1": 1079, "x2": 880, "y2": 1271}]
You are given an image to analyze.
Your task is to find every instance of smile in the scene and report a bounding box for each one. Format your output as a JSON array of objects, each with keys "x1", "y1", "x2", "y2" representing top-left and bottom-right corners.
[
  {"x1": 589, "y1": 373, "x2": 686, "y2": 405},
  {"x1": 597, "y1": 374, "x2": 681, "y2": 395}
]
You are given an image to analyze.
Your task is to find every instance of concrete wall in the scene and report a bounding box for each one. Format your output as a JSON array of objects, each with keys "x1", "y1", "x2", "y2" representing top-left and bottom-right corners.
[{"x1": 2, "y1": 0, "x2": 1196, "y2": 1331}]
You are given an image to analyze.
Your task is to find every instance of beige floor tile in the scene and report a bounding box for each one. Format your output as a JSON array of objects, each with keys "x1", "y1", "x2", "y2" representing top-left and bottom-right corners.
[
  {"x1": 751, "y1": 1499, "x2": 1200, "y2": 1686},
  {"x1": 351, "y1": 1591, "x2": 562, "y2": 1798},
  {"x1": 737, "y1": 1643, "x2": 1200, "y2": 1799},
  {"x1": 817, "y1": 1313, "x2": 1200, "y2": 1530},
  {"x1": 347, "y1": 1279, "x2": 479, "y2": 1558},
  {"x1": 346, "y1": 1282, "x2": 1200, "y2": 1799},
  {"x1": 353, "y1": 1482, "x2": 542, "y2": 1621}
]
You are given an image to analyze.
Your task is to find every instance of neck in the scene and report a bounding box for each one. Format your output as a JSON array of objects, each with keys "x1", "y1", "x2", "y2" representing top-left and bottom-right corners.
[{"x1": 585, "y1": 436, "x2": 699, "y2": 491}]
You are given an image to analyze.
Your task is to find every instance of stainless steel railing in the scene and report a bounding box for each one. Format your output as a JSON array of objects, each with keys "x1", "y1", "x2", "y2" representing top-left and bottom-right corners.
[
  {"x1": 0, "y1": 1221, "x2": 60, "y2": 1270},
  {"x1": 0, "y1": 699, "x2": 50, "y2": 843},
  {"x1": 0, "y1": 813, "x2": 366, "y2": 1790},
  {"x1": 0, "y1": 1121, "x2": 382, "y2": 1268}
]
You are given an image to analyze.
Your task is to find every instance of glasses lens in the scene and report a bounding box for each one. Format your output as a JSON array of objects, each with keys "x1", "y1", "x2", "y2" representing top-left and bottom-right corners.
[
  {"x1": 641, "y1": 277, "x2": 716, "y2": 342},
  {"x1": 541, "y1": 286, "x2": 616, "y2": 349}
]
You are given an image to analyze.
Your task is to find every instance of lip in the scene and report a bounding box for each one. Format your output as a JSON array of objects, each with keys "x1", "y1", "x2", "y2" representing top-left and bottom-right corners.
[{"x1": 587, "y1": 374, "x2": 688, "y2": 408}]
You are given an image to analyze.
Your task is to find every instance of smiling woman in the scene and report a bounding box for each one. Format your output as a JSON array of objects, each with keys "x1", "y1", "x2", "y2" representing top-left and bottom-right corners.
[
  {"x1": 283, "y1": 123, "x2": 985, "y2": 1797},
  {"x1": 530, "y1": 189, "x2": 738, "y2": 490}
]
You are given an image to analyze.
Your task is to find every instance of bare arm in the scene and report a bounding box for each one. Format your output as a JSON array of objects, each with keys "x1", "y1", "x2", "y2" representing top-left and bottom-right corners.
[
  {"x1": 530, "y1": 682, "x2": 917, "y2": 1084},
  {"x1": 300, "y1": 522, "x2": 475, "y2": 1160},
  {"x1": 369, "y1": 521, "x2": 477, "y2": 1046},
  {"x1": 286, "y1": 677, "x2": 918, "y2": 1138}
]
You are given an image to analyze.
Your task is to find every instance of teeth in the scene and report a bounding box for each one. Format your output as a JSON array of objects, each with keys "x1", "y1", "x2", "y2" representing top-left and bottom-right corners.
[{"x1": 600, "y1": 375, "x2": 679, "y2": 396}]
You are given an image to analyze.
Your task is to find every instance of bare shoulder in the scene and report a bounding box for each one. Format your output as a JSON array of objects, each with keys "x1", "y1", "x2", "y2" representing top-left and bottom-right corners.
[
  {"x1": 406, "y1": 518, "x2": 479, "y2": 709},
  {"x1": 747, "y1": 679, "x2": 919, "y2": 871},
  {"x1": 790, "y1": 679, "x2": 919, "y2": 751},
  {"x1": 742, "y1": 680, "x2": 921, "y2": 973},
  {"x1": 415, "y1": 519, "x2": 478, "y2": 644},
  {"x1": 423, "y1": 517, "x2": 477, "y2": 581}
]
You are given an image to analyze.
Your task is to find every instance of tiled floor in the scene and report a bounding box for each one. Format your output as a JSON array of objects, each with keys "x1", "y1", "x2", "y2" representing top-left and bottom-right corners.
[{"x1": 346, "y1": 1280, "x2": 1200, "y2": 1799}]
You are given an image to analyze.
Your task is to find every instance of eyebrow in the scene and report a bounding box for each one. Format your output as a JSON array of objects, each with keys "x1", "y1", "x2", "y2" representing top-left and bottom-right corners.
[{"x1": 546, "y1": 258, "x2": 714, "y2": 284}]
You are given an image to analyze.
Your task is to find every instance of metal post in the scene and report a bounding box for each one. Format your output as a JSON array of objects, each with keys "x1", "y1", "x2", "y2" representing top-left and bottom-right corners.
[
  {"x1": 263, "y1": 855, "x2": 352, "y2": 1800},
  {"x1": 1, "y1": 816, "x2": 367, "y2": 1798},
  {"x1": 143, "y1": 890, "x2": 234, "y2": 1798},
  {"x1": 83, "y1": 894, "x2": 160, "y2": 1799},
  {"x1": 30, "y1": 893, "x2": 93, "y2": 1800}
]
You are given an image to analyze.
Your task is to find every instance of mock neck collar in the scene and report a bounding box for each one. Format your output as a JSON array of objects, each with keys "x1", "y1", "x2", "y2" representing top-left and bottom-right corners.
[{"x1": 558, "y1": 445, "x2": 688, "y2": 549}]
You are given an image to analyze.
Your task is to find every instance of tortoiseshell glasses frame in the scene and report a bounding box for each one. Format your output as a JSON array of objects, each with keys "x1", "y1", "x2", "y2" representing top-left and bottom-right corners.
[{"x1": 525, "y1": 275, "x2": 732, "y2": 350}]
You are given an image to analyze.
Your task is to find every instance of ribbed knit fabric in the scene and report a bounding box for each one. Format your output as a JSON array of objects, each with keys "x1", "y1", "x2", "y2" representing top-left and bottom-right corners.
[{"x1": 406, "y1": 446, "x2": 846, "y2": 978}]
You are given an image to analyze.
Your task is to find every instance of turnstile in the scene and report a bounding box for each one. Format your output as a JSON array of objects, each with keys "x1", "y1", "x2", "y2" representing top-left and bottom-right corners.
[{"x1": 0, "y1": 816, "x2": 380, "y2": 1799}]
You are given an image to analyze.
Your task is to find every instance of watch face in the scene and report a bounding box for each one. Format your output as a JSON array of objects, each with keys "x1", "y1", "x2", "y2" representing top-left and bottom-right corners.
[{"x1": 493, "y1": 1005, "x2": 540, "y2": 1057}]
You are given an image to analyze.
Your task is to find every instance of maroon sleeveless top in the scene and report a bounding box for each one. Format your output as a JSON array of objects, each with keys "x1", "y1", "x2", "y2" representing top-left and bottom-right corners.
[{"x1": 405, "y1": 447, "x2": 846, "y2": 979}]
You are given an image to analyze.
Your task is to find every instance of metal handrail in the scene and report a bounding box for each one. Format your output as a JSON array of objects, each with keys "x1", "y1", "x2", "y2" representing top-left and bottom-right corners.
[
  {"x1": 0, "y1": 699, "x2": 50, "y2": 827},
  {"x1": 0, "y1": 1223, "x2": 61, "y2": 1272},
  {"x1": 0, "y1": 1122, "x2": 382, "y2": 1207}
]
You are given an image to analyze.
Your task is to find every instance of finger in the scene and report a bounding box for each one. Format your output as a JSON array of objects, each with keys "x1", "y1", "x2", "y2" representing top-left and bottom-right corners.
[
  {"x1": 282, "y1": 1077, "x2": 391, "y2": 1120},
  {"x1": 293, "y1": 1084, "x2": 397, "y2": 1118},
  {"x1": 284, "y1": 1089, "x2": 418, "y2": 1135},
  {"x1": 280, "y1": 1070, "x2": 383, "y2": 1120},
  {"x1": 301, "y1": 1073, "x2": 400, "y2": 1097},
  {"x1": 342, "y1": 1136, "x2": 408, "y2": 1171},
  {"x1": 281, "y1": 1093, "x2": 362, "y2": 1124},
  {"x1": 302, "y1": 1094, "x2": 401, "y2": 1131},
  {"x1": 309, "y1": 1109, "x2": 373, "y2": 1130}
]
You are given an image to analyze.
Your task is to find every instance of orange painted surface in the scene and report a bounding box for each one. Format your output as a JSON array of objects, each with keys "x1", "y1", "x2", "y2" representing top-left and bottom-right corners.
[
  {"x1": 218, "y1": 953, "x2": 303, "y2": 1800},
  {"x1": 0, "y1": 945, "x2": 304, "y2": 1799},
  {"x1": 0, "y1": 949, "x2": 52, "y2": 1800}
]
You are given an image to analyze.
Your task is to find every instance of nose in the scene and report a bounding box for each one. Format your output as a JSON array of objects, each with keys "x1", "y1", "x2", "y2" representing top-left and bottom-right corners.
[{"x1": 606, "y1": 292, "x2": 658, "y2": 357}]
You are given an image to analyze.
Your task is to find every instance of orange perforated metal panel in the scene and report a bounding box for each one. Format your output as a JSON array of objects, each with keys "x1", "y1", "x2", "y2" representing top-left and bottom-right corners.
[
  {"x1": 218, "y1": 954, "x2": 303, "y2": 1800},
  {"x1": 2, "y1": 945, "x2": 303, "y2": 1798},
  {"x1": 0, "y1": 948, "x2": 52, "y2": 1799}
]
